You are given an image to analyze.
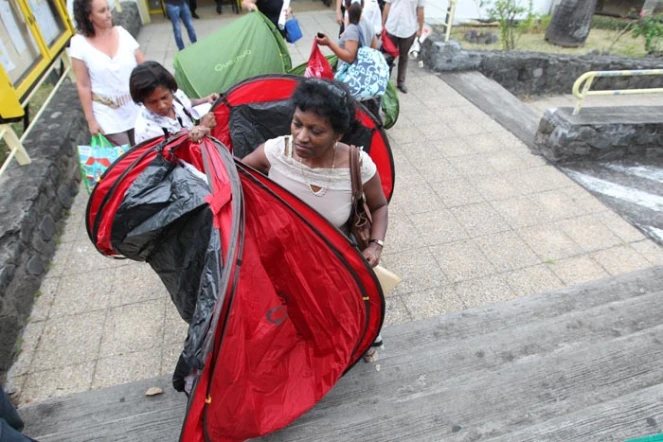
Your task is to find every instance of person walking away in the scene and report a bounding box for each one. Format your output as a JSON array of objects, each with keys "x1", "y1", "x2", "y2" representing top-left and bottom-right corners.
[
  {"x1": 70, "y1": 0, "x2": 144, "y2": 146},
  {"x1": 382, "y1": 0, "x2": 424, "y2": 94},
  {"x1": 188, "y1": 0, "x2": 199, "y2": 18},
  {"x1": 164, "y1": 0, "x2": 198, "y2": 50},
  {"x1": 337, "y1": 0, "x2": 381, "y2": 37}
]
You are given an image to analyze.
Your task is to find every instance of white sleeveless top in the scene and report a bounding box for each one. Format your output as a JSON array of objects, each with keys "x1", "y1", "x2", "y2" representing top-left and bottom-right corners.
[{"x1": 264, "y1": 136, "x2": 377, "y2": 229}]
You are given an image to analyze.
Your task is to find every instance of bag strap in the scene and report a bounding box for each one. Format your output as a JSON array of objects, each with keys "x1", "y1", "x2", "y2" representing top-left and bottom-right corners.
[
  {"x1": 173, "y1": 94, "x2": 195, "y2": 124},
  {"x1": 348, "y1": 145, "x2": 362, "y2": 202}
]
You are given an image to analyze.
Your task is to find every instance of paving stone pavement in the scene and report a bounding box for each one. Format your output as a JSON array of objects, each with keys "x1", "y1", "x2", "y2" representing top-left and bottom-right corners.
[{"x1": 7, "y1": 5, "x2": 663, "y2": 405}]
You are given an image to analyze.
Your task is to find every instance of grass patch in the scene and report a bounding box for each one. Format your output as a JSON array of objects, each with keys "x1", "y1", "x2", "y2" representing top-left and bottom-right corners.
[
  {"x1": 449, "y1": 25, "x2": 647, "y2": 58},
  {"x1": 0, "y1": 82, "x2": 56, "y2": 165}
]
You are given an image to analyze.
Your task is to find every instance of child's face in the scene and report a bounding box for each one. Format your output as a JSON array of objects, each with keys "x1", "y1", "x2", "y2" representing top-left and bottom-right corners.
[{"x1": 143, "y1": 86, "x2": 174, "y2": 117}]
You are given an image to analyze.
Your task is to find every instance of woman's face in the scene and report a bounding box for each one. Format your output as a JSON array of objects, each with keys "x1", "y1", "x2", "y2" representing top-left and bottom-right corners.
[
  {"x1": 143, "y1": 86, "x2": 174, "y2": 117},
  {"x1": 291, "y1": 107, "x2": 340, "y2": 160},
  {"x1": 88, "y1": 0, "x2": 112, "y2": 30}
]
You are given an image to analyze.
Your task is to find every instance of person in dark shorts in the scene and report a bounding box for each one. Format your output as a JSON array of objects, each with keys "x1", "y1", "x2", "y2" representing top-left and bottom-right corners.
[{"x1": 241, "y1": 0, "x2": 287, "y2": 37}]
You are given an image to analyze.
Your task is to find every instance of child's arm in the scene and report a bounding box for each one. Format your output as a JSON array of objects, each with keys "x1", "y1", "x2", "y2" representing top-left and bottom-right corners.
[{"x1": 190, "y1": 93, "x2": 220, "y2": 107}]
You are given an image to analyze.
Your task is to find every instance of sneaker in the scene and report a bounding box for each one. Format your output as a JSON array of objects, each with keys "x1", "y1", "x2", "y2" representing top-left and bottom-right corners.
[
  {"x1": 192, "y1": 11, "x2": 200, "y2": 18},
  {"x1": 397, "y1": 84, "x2": 408, "y2": 94}
]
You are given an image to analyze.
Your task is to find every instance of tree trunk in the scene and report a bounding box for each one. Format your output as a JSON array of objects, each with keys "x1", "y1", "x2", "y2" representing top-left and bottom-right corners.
[
  {"x1": 642, "y1": 0, "x2": 663, "y2": 16},
  {"x1": 545, "y1": 0, "x2": 599, "y2": 47}
]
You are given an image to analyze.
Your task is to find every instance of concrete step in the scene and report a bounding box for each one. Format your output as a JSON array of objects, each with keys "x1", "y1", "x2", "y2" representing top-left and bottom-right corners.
[{"x1": 20, "y1": 266, "x2": 663, "y2": 442}]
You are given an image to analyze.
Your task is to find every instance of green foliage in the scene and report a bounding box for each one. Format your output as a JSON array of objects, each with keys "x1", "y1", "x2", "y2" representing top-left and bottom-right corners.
[
  {"x1": 518, "y1": 13, "x2": 551, "y2": 34},
  {"x1": 631, "y1": 13, "x2": 663, "y2": 54},
  {"x1": 478, "y1": 0, "x2": 533, "y2": 50},
  {"x1": 592, "y1": 15, "x2": 632, "y2": 31}
]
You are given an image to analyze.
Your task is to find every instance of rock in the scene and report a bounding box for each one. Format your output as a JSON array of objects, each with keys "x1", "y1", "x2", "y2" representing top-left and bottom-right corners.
[{"x1": 464, "y1": 30, "x2": 498, "y2": 45}]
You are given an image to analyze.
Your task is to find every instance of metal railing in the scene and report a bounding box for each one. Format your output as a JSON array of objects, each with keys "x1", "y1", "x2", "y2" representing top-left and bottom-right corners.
[
  {"x1": 0, "y1": 52, "x2": 75, "y2": 178},
  {"x1": 441, "y1": 0, "x2": 458, "y2": 43},
  {"x1": 572, "y1": 69, "x2": 663, "y2": 115}
]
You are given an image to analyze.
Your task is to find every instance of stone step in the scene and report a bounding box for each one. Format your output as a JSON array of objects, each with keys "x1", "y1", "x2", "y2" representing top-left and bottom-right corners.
[{"x1": 19, "y1": 266, "x2": 663, "y2": 442}]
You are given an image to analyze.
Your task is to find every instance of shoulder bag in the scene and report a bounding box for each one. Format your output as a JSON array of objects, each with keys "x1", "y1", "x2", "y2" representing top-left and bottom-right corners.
[{"x1": 348, "y1": 145, "x2": 373, "y2": 251}]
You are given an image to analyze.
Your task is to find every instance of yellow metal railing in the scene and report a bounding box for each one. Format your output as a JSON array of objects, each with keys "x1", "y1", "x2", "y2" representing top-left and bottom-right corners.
[
  {"x1": 0, "y1": 52, "x2": 75, "y2": 178},
  {"x1": 572, "y1": 69, "x2": 663, "y2": 115},
  {"x1": 441, "y1": 0, "x2": 457, "y2": 43}
]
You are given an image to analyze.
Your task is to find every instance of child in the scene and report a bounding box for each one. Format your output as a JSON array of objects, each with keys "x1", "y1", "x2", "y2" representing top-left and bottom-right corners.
[{"x1": 130, "y1": 61, "x2": 218, "y2": 144}]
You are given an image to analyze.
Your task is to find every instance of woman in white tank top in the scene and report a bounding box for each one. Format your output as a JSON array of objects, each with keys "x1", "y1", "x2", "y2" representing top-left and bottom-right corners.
[{"x1": 241, "y1": 78, "x2": 388, "y2": 269}]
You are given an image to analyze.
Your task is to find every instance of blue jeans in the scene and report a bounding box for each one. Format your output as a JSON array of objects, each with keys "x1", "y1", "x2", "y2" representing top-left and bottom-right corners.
[{"x1": 166, "y1": 3, "x2": 197, "y2": 50}]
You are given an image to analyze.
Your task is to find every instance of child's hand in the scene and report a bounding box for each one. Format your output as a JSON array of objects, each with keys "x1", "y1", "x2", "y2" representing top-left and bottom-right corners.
[
  {"x1": 200, "y1": 113, "x2": 216, "y2": 129},
  {"x1": 188, "y1": 125, "x2": 210, "y2": 143}
]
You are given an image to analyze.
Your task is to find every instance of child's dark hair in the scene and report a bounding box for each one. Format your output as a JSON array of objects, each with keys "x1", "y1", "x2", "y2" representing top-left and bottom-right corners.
[
  {"x1": 291, "y1": 78, "x2": 355, "y2": 135},
  {"x1": 344, "y1": 0, "x2": 363, "y2": 25},
  {"x1": 129, "y1": 61, "x2": 179, "y2": 104}
]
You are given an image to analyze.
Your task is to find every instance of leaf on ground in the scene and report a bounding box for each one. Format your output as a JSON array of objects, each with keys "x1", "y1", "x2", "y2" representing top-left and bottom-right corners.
[{"x1": 145, "y1": 387, "x2": 164, "y2": 397}]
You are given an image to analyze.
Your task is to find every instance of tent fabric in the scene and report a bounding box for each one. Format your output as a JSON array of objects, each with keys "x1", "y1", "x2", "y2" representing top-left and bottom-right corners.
[
  {"x1": 85, "y1": 135, "x2": 385, "y2": 441},
  {"x1": 211, "y1": 74, "x2": 395, "y2": 202},
  {"x1": 174, "y1": 12, "x2": 292, "y2": 99}
]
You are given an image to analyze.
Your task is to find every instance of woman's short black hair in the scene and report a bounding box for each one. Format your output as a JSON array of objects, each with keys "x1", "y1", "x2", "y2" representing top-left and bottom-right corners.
[
  {"x1": 129, "y1": 61, "x2": 179, "y2": 104},
  {"x1": 73, "y1": 0, "x2": 96, "y2": 37},
  {"x1": 291, "y1": 78, "x2": 356, "y2": 135},
  {"x1": 344, "y1": 0, "x2": 363, "y2": 25}
]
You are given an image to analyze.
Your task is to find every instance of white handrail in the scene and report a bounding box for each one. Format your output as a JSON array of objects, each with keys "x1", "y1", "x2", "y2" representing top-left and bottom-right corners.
[{"x1": 572, "y1": 69, "x2": 663, "y2": 115}]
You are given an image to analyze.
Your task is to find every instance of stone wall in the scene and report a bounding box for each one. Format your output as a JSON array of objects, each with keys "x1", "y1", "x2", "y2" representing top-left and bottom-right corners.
[
  {"x1": 0, "y1": 0, "x2": 142, "y2": 379},
  {"x1": 535, "y1": 106, "x2": 663, "y2": 162},
  {"x1": 113, "y1": 1, "x2": 142, "y2": 38},
  {"x1": 421, "y1": 33, "x2": 663, "y2": 96},
  {"x1": 0, "y1": 82, "x2": 86, "y2": 376}
]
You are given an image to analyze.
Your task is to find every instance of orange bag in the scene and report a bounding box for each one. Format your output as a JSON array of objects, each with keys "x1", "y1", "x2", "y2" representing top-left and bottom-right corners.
[{"x1": 304, "y1": 40, "x2": 334, "y2": 80}]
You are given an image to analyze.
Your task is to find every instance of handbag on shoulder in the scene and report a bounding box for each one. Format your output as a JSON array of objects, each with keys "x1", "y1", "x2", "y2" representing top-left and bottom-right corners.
[
  {"x1": 348, "y1": 145, "x2": 372, "y2": 251},
  {"x1": 334, "y1": 47, "x2": 390, "y2": 100}
]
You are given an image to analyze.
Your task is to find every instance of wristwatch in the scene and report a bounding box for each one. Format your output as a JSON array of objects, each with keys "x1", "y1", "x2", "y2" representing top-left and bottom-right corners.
[{"x1": 369, "y1": 239, "x2": 384, "y2": 248}]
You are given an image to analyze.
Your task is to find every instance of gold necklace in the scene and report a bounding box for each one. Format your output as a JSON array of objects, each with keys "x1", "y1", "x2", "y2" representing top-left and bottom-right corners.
[{"x1": 294, "y1": 138, "x2": 337, "y2": 197}]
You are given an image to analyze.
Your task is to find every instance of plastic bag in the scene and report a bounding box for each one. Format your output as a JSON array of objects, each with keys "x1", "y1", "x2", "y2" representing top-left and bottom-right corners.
[
  {"x1": 382, "y1": 80, "x2": 399, "y2": 129},
  {"x1": 381, "y1": 33, "x2": 399, "y2": 59},
  {"x1": 304, "y1": 40, "x2": 334, "y2": 79},
  {"x1": 77, "y1": 134, "x2": 128, "y2": 193}
]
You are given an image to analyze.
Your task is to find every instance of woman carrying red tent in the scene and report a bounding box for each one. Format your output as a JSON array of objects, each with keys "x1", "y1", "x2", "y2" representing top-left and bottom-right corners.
[
  {"x1": 242, "y1": 77, "x2": 388, "y2": 358},
  {"x1": 242, "y1": 78, "x2": 388, "y2": 266}
]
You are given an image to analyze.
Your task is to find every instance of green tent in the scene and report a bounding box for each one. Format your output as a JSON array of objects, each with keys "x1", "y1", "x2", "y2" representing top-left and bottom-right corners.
[{"x1": 174, "y1": 12, "x2": 292, "y2": 98}]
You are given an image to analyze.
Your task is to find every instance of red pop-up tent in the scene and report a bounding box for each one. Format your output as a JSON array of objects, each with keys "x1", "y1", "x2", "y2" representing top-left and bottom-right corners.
[{"x1": 86, "y1": 132, "x2": 385, "y2": 441}]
